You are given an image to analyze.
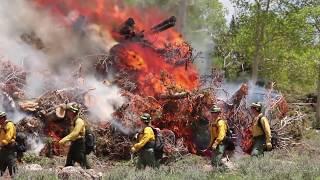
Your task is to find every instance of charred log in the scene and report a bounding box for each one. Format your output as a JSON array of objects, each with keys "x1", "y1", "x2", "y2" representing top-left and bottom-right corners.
[{"x1": 150, "y1": 16, "x2": 176, "y2": 34}]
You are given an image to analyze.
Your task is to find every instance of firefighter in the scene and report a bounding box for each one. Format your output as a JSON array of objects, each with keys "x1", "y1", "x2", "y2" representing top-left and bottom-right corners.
[
  {"x1": 59, "y1": 103, "x2": 90, "y2": 169},
  {"x1": 207, "y1": 105, "x2": 228, "y2": 168},
  {"x1": 0, "y1": 111, "x2": 17, "y2": 177},
  {"x1": 250, "y1": 102, "x2": 272, "y2": 156},
  {"x1": 131, "y1": 113, "x2": 157, "y2": 169}
]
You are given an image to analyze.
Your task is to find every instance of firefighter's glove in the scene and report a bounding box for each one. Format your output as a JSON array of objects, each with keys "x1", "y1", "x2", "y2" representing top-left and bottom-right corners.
[
  {"x1": 134, "y1": 133, "x2": 139, "y2": 140},
  {"x1": 131, "y1": 147, "x2": 137, "y2": 153},
  {"x1": 266, "y1": 142, "x2": 272, "y2": 151},
  {"x1": 211, "y1": 142, "x2": 218, "y2": 150},
  {"x1": 58, "y1": 140, "x2": 65, "y2": 145}
]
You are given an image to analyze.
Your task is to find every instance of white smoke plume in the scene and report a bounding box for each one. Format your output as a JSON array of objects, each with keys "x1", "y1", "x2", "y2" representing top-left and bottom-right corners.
[
  {"x1": 0, "y1": 0, "x2": 124, "y2": 125},
  {"x1": 217, "y1": 81, "x2": 280, "y2": 108},
  {"x1": 0, "y1": 0, "x2": 115, "y2": 96},
  {"x1": 27, "y1": 136, "x2": 45, "y2": 155},
  {"x1": 82, "y1": 77, "x2": 126, "y2": 123},
  {"x1": 0, "y1": 91, "x2": 25, "y2": 122}
]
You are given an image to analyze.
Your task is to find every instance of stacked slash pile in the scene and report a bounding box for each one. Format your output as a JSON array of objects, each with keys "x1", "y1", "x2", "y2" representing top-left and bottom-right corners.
[
  {"x1": 0, "y1": 60, "x2": 26, "y2": 98},
  {"x1": 0, "y1": 13, "x2": 304, "y2": 161}
]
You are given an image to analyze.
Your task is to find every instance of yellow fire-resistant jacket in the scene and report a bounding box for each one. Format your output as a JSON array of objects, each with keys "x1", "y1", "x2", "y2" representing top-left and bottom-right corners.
[
  {"x1": 0, "y1": 120, "x2": 16, "y2": 146},
  {"x1": 133, "y1": 127, "x2": 155, "y2": 152},
  {"x1": 59, "y1": 118, "x2": 86, "y2": 144},
  {"x1": 252, "y1": 114, "x2": 272, "y2": 144},
  {"x1": 208, "y1": 118, "x2": 227, "y2": 148}
]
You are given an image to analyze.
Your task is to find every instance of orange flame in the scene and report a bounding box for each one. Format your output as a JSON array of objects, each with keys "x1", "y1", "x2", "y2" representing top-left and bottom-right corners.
[
  {"x1": 33, "y1": 0, "x2": 199, "y2": 96},
  {"x1": 33, "y1": 0, "x2": 184, "y2": 47},
  {"x1": 34, "y1": 0, "x2": 202, "y2": 154},
  {"x1": 113, "y1": 42, "x2": 198, "y2": 96}
]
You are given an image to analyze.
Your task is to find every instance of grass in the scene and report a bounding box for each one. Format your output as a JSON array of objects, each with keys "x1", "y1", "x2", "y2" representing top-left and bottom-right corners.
[
  {"x1": 235, "y1": 151, "x2": 320, "y2": 180},
  {"x1": 103, "y1": 130, "x2": 320, "y2": 180},
  {"x1": 14, "y1": 169, "x2": 58, "y2": 180},
  {"x1": 13, "y1": 130, "x2": 320, "y2": 180},
  {"x1": 22, "y1": 153, "x2": 57, "y2": 168},
  {"x1": 104, "y1": 155, "x2": 209, "y2": 180}
]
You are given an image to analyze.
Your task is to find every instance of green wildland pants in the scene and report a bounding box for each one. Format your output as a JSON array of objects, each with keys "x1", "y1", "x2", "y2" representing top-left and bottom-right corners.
[
  {"x1": 137, "y1": 148, "x2": 159, "y2": 169},
  {"x1": 211, "y1": 143, "x2": 226, "y2": 168},
  {"x1": 0, "y1": 144, "x2": 17, "y2": 177},
  {"x1": 251, "y1": 135, "x2": 265, "y2": 156},
  {"x1": 65, "y1": 138, "x2": 90, "y2": 169}
]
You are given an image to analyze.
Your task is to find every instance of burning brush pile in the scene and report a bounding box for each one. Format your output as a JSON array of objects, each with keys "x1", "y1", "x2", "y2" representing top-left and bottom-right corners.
[{"x1": 0, "y1": 0, "x2": 304, "y2": 161}]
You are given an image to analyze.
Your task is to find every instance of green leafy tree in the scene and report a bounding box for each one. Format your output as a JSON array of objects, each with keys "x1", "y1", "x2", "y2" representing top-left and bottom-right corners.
[{"x1": 215, "y1": 0, "x2": 318, "y2": 94}]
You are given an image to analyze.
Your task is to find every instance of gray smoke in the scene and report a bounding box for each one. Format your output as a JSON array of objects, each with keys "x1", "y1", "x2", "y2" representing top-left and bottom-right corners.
[
  {"x1": 0, "y1": 91, "x2": 25, "y2": 122},
  {"x1": 0, "y1": 0, "x2": 116, "y2": 95},
  {"x1": 27, "y1": 136, "x2": 45, "y2": 155},
  {"x1": 82, "y1": 77, "x2": 126, "y2": 123},
  {"x1": 0, "y1": 0, "x2": 124, "y2": 125},
  {"x1": 217, "y1": 81, "x2": 281, "y2": 109}
]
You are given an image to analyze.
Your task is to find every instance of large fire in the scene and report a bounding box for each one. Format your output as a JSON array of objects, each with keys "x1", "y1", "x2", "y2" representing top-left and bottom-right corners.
[
  {"x1": 33, "y1": 0, "x2": 199, "y2": 96},
  {"x1": 14, "y1": 0, "x2": 289, "y2": 158},
  {"x1": 112, "y1": 42, "x2": 199, "y2": 96},
  {"x1": 30, "y1": 0, "x2": 201, "y2": 153}
]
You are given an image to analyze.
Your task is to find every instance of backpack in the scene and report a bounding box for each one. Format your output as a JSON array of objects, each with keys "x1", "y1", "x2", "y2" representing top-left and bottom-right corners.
[
  {"x1": 15, "y1": 132, "x2": 27, "y2": 153},
  {"x1": 84, "y1": 125, "x2": 96, "y2": 155},
  {"x1": 257, "y1": 116, "x2": 277, "y2": 149},
  {"x1": 217, "y1": 119, "x2": 235, "y2": 151},
  {"x1": 150, "y1": 127, "x2": 164, "y2": 160}
]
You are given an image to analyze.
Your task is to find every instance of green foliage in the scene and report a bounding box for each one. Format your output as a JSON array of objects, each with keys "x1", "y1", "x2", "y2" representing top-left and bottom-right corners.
[
  {"x1": 22, "y1": 153, "x2": 55, "y2": 167},
  {"x1": 215, "y1": 0, "x2": 320, "y2": 95},
  {"x1": 186, "y1": 0, "x2": 227, "y2": 38}
]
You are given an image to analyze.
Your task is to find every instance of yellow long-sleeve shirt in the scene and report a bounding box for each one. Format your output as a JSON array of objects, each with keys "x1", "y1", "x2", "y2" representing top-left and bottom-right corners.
[
  {"x1": 0, "y1": 120, "x2": 16, "y2": 146},
  {"x1": 208, "y1": 118, "x2": 227, "y2": 148},
  {"x1": 59, "y1": 118, "x2": 86, "y2": 144},
  {"x1": 252, "y1": 114, "x2": 272, "y2": 144},
  {"x1": 133, "y1": 127, "x2": 155, "y2": 152}
]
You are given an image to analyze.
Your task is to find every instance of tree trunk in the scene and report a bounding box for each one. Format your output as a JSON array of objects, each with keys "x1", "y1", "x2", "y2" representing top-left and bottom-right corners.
[
  {"x1": 313, "y1": 20, "x2": 320, "y2": 128},
  {"x1": 176, "y1": 0, "x2": 188, "y2": 35},
  {"x1": 316, "y1": 63, "x2": 320, "y2": 129},
  {"x1": 252, "y1": 25, "x2": 262, "y2": 83},
  {"x1": 251, "y1": 0, "x2": 270, "y2": 84}
]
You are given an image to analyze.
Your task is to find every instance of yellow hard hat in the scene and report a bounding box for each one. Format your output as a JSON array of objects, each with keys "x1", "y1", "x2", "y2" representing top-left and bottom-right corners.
[
  {"x1": 251, "y1": 102, "x2": 262, "y2": 111},
  {"x1": 0, "y1": 111, "x2": 6, "y2": 118},
  {"x1": 210, "y1": 105, "x2": 221, "y2": 113},
  {"x1": 140, "y1": 113, "x2": 152, "y2": 122},
  {"x1": 66, "y1": 103, "x2": 80, "y2": 113}
]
